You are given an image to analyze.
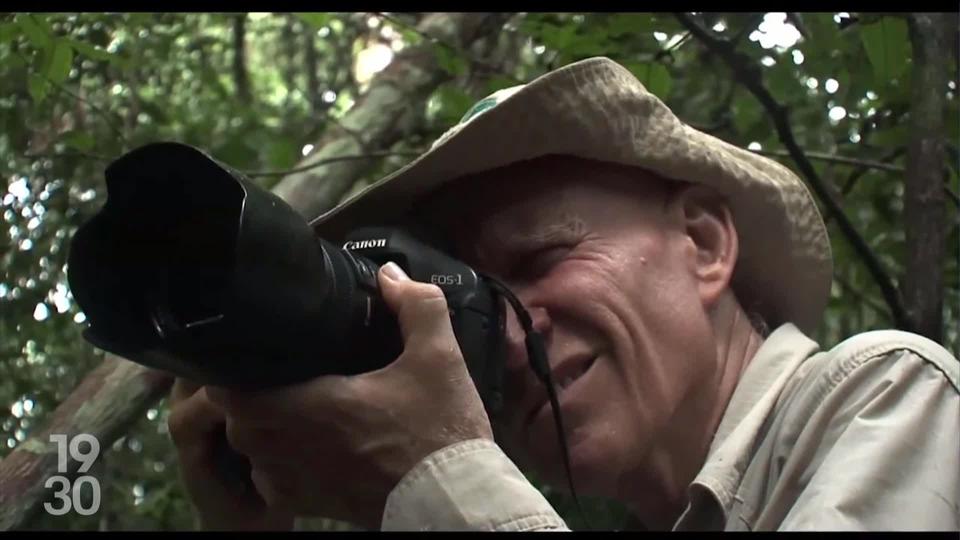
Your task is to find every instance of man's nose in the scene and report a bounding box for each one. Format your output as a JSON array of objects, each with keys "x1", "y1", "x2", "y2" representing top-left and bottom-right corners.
[{"x1": 504, "y1": 303, "x2": 551, "y2": 375}]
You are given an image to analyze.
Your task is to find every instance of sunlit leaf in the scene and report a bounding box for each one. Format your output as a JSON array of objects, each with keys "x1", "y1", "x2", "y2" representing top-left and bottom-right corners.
[
  {"x1": 294, "y1": 13, "x2": 332, "y2": 30},
  {"x1": 860, "y1": 17, "x2": 911, "y2": 86},
  {"x1": 67, "y1": 38, "x2": 116, "y2": 64},
  {"x1": 47, "y1": 40, "x2": 73, "y2": 84}
]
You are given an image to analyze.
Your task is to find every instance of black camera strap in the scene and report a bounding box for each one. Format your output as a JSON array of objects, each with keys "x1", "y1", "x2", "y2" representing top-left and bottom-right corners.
[{"x1": 482, "y1": 276, "x2": 591, "y2": 529}]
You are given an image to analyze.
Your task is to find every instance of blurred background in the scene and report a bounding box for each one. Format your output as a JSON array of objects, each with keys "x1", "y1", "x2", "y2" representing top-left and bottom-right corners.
[{"x1": 0, "y1": 11, "x2": 957, "y2": 531}]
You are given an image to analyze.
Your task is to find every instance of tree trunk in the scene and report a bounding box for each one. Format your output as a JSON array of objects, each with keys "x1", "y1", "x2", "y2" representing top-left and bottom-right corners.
[
  {"x1": 271, "y1": 12, "x2": 512, "y2": 219},
  {"x1": 0, "y1": 12, "x2": 509, "y2": 530},
  {"x1": 903, "y1": 13, "x2": 949, "y2": 342},
  {"x1": 0, "y1": 357, "x2": 172, "y2": 530}
]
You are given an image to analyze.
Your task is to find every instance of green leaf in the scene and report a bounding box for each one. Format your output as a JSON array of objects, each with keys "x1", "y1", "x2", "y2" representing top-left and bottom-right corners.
[
  {"x1": 60, "y1": 131, "x2": 94, "y2": 152},
  {"x1": 294, "y1": 13, "x2": 331, "y2": 30},
  {"x1": 859, "y1": 17, "x2": 910, "y2": 85},
  {"x1": 435, "y1": 45, "x2": 467, "y2": 77},
  {"x1": 0, "y1": 22, "x2": 20, "y2": 43},
  {"x1": 66, "y1": 38, "x2": 115, "y2": 63},
  {"x1": 15, "y1": 14, "x2": 51, "y2": 50},
  {"x1": 625, "y1": 62, "x2": 672, "y2": 100},
  {"x1": 434, "y1": 84, "x2": 474, "y2": 124},
  {"x1": 47, "y1": 40, "x2": 73, "y2": 84},
  {"x1": 127, "y1": 13, "x2": 155, "y2": 26},
  {"x1": 540, "y1": 23, "x2": 577, "y2": 51},
  {"x1": 27, "y1": 73, "x2": 48, "y2": 104},
  {"x1": 732, "y1": 93, "x2": 763, "y2": 135},
  {"x1": 486, "y1": 75, "x2": 521, "y2": 95},
  {"x1": 766, "y1": 58, "x2": 799, "y2": 104},
  {"x1": 397, "y1": 27, "x2": 423, "y2": 46},
  {"x1": 607, "y1": 13, "x2": 659, "y2": 36}
]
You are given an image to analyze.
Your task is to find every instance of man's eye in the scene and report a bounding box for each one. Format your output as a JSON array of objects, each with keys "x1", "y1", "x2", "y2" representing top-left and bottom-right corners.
[{"x1": 516, "y1": 246, "x2": 570, "y2": 278}]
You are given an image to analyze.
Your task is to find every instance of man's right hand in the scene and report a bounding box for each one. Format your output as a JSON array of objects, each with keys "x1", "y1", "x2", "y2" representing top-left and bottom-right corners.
[{"x1": 167, "y1": 378, "x2": 296, "y2": 531}]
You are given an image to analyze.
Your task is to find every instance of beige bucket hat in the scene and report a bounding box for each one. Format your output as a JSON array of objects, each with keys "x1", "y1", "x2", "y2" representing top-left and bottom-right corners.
[{"x1": 309, "y1": 57, "x2": 833, "y2": 334}]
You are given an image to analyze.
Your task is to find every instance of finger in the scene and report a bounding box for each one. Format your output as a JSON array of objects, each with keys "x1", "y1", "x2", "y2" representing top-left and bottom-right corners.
[
  {"x1": 170, "y1": 378, "x2": 203, "y2": 404},
  {"x1": 378, "y1": 262, "x2": 460, "y2": 353},
  {"x1": 167, "y1": 387, "x2": 226, "y2": 451},
  {"x1": 205, "y1": 386, "x2": 286, "y2": 422}
]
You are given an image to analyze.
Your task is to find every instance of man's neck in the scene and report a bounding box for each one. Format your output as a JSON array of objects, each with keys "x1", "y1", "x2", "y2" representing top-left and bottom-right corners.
[{"x1": 625, "y1": 295, "x2": 764, "y2": 530}]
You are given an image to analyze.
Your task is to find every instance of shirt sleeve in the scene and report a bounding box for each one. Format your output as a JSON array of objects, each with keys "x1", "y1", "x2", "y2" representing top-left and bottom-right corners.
[
  {"x1": 777, "y1": 346, "x2": 960, "y2": 531},
  {"x1": 380, "y1": 439, "x2": 570, "y2": 531}
]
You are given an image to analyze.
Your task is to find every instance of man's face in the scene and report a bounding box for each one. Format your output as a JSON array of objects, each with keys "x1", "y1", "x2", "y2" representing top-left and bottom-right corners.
[{"x1": 427, "y1": 155, "x2": 723, "y2": 499}]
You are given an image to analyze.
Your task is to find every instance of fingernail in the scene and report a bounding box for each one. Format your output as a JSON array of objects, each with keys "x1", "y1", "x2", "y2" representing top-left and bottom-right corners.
[{"x1": 380, "y1": 261, "x2": 409, "y2": 281}]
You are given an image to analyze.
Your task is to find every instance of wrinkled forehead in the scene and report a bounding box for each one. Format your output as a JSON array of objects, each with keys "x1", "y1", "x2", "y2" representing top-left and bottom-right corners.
[{"x1": 410, "y1": 155, "x2": 675, "y2": 260}]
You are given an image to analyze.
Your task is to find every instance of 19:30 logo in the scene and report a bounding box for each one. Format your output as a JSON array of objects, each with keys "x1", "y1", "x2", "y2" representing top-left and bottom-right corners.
[{"x1": 44, "y1": 434, "x2": 101, "y2": 516}]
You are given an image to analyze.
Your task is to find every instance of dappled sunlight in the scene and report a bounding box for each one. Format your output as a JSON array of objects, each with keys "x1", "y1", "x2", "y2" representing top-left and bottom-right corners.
[
  {"x1": 354, "y1": 42, "x2": 394, "y2": 85},
  {"x1": 749, "y1": 12, "x2": 802, "y2": 50},
  {"x1": 0, "y1": 11, "x2": 955, "y2": 532}
]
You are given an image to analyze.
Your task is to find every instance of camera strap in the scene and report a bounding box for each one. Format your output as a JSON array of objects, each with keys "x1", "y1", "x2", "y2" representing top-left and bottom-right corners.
[{"x1": 482, "y1": 276, "x2": 591, "y2": 529}]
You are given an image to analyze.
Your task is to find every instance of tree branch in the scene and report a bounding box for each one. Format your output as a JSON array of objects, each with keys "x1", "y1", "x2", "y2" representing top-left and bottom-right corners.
[
  {"x1": 751, "y1": 149, "x2": 904, "y2": 173},
  {"x1": 232, "y1": 14, "x2": 251, "y2": 104},
  {"x1": 245, "y1": 151, "x2": 422, "y2": 177},
  {"x1": 0, "y1": 357, "x2": 173, "y2": 530},
  {"x1": 272, "y1": 13, "x2": 514, "y2": 219},
  {"x1": 840, "y1": 147, "x2": 905, "y2": 195},
  {"x1": 1, "y1": 15, "x2": 517, "y2": 529},
  {"x1": 675, "y1": 12, "x2": 912, "y2": 331},
  {"x1": 374, "y1": 12, "x2": 524, "y2": 85}
]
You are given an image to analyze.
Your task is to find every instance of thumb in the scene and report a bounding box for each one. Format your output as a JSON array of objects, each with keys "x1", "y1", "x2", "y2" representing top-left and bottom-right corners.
[{"x1": 378, "y1": 262, "x2": 459, "y2": 354}]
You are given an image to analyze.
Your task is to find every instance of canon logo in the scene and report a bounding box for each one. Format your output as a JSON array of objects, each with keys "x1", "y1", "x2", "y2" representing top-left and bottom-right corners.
[{"x1": 343, "y1": 239, "x2": 387, "y2": 250}]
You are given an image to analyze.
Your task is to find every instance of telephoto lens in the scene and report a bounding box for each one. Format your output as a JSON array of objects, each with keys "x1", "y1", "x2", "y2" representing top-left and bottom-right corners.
[{"x1": 67, "y1": 142, "x2": 403, "y2": 389}]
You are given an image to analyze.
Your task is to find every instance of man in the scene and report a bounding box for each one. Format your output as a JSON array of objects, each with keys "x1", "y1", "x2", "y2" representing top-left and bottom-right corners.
[{"x1": 167, "y1": 57, "x2": 960, "y2": 531}]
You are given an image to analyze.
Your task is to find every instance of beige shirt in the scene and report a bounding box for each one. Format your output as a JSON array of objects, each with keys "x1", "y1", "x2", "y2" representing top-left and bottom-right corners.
[{"x1": 381, "y1": 324, "x2": 960, "y2": 531}]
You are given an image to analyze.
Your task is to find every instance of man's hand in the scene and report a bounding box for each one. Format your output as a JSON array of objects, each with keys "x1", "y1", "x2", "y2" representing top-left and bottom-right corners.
[
  {"x1": 205, "y1": 262, "x2": 495, "y2": 529},
  {"x1": 167, "y1": 379, "x2": 296, "y2": 530}
]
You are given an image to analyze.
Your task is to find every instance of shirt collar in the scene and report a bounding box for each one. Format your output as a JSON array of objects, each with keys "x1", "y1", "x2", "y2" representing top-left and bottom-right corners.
[{"x1": 673, "y1": 323, "x2": 820, "y2": 530}]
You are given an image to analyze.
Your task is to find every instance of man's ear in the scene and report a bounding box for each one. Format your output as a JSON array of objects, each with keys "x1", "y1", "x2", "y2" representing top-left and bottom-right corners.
[{"x1": 673, "y1": 184, "x2": 738, "y2": 309}]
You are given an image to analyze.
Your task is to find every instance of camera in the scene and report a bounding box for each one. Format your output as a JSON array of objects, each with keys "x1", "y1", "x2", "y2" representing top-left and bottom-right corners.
[{"x1": 66, "y1": 142, "x2": 506, "y2": 414}]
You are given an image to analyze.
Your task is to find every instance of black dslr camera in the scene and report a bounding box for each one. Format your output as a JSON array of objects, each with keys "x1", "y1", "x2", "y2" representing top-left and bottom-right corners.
[{"x1": 66, "y1": 142, "x2": 506, "y2": 414}]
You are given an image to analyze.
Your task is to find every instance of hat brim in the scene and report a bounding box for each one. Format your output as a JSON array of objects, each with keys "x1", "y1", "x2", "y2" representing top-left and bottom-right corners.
[{"x1": 309, "y1": 57, "x2": 833, "y2": 334}]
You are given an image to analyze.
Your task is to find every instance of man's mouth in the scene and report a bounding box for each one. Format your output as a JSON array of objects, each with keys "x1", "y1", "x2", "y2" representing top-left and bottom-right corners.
[
  {"x1": 556, "y1": 360, "x2": 593, "y2": 394},
  {"x1": 526, "y1": 356, "x2": 596, "y2": 428}
]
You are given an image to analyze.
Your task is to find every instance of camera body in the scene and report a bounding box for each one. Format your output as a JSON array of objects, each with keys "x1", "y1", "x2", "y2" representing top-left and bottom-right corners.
[
  {"x1": 67, "y1": 142, "x2": 505, "y2": 415},
  {"x1": 339, "y1": 226, "x2": 506, "y2": 414}
]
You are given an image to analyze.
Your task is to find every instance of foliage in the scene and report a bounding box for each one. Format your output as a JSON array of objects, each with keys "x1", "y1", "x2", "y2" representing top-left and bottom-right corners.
[{"x1": 1, "y1": 12, "x2": 957, "y2": 531}]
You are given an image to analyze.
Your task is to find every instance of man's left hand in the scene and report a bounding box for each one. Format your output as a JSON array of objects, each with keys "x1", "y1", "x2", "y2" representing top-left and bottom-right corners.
[{"x1": 206, "y1": 262, "x2": 494, "y2": 529}]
